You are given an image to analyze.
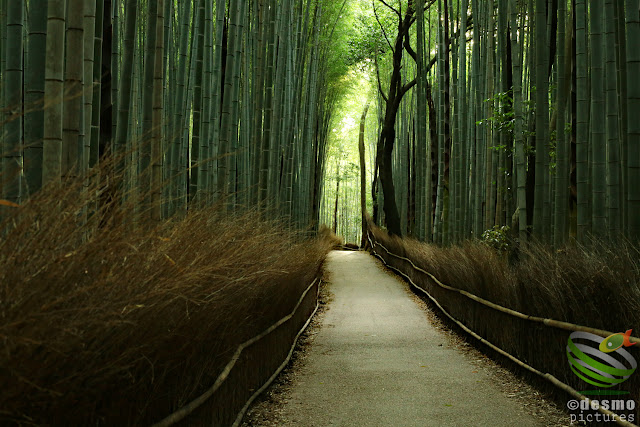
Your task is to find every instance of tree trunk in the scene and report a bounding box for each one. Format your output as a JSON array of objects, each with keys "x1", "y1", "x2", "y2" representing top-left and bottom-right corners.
[
  {"x1": 590, "y1": 0, "x2": 606, "y2": 236},
  {"x1": 3, "y1": 0, "x2": 24, "y2": 206},
  {"x1": 359, "y1": 102, "x2": 371, "y2": 248},
  {"x1": 626, "y1": 0, "x2": 640, "y2": 240},
  {"x1": 575, "y1": 0, "x2": 590, "y2": 241},
  {"x1": 62, "y1": 0, "x2": 84, "y2": 181},
  {"x1": 375, "y1": 5, "x2": 417, "y2": 237},
  {"x1": 42, "y1": 0, "x2": 65, "y2": 186},
  {"x1": 24, "y1": 0, "x2": 48, "y2": 197}
]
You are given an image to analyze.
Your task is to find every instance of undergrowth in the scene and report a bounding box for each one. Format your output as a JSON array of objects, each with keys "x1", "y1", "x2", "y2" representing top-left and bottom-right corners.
[
  {"x1": 390, "y1": 233, "x2": 640, "y2": 329},
  {"x1": 0, "y1": 167, "x2": 333, "y2": 425}
]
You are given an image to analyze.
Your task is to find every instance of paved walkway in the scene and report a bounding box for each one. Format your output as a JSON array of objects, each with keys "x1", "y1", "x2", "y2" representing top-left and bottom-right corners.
[{"x1": 277, "y1": 251, "x2": 543, "y2": 426}]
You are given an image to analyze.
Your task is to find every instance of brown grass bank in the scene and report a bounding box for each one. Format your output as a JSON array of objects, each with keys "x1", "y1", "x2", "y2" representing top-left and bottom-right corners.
[
  {"x1": 367, "y1": 221, "x2": 640, "y2": 414},
  {"x1": 0, "y1": 177, "x2": 333, "y2": 425}
]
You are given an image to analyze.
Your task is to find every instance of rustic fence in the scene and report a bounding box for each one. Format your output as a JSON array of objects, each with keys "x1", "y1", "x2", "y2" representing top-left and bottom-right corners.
[
  {"x1": 152, "y1": 277, "x2": 320, "y2": 426},
  {"x1": 367, "y1": 224, "x2": 638, "y2": 427}
]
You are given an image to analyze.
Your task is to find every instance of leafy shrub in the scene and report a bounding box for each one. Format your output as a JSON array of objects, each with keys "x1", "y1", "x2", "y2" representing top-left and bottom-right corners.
[{"x1": 481, "y1": 225, "x2": 511, "y2": 253}]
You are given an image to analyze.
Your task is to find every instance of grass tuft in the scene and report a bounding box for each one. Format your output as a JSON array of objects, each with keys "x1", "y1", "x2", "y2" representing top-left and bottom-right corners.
[{"x1": 0, "y1": 167, "x2": 333, "y2": 425}]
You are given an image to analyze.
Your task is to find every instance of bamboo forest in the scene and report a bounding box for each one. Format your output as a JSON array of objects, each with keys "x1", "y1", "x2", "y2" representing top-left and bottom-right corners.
[{"x1": 2, "y1": 0, "x2": 640, "y2": 425}]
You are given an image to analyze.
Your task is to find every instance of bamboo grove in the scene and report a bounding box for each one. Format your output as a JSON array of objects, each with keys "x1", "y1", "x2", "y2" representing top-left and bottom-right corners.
[
  {"x1": 366, "y1": 0, "x2": 640, "y2": 246},
  {"x1": 0, "y1": 0, "x2": 351, "y2": 229}
]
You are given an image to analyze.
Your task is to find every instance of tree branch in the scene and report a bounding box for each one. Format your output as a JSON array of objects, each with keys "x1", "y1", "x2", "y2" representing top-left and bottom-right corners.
[
  {"x1": 373, "y1": 1, "x2": 394, "y2": 54},
  {"x1": 426, "y1": 54, "x2": 437, "y2": 72},
  {"x1": 424, "y1": 0, "x2": 437, "y2": 11},
  {"x1": 377, "y1": 0, "x2": 401, "y2": 17},
  {"x1": 375, "y1": 54, "x2": 389, "y2": 103},
  {"x1": 404, "y1": 33, "x2": 417, "y2": 61},
  {"x1": 400, "y1": 78, "x2": 418, "y2": 97}
]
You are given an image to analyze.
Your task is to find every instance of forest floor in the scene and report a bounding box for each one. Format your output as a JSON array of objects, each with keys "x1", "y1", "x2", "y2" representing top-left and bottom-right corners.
[{"x1": 243, "y1": 251, "x2": 568, "y2": 427}]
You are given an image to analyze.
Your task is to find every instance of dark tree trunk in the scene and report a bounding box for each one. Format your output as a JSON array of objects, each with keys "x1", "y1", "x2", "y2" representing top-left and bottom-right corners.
[
  {"x1": 547, "y1": 0, "x2": 559, "y2": 78},
  {"x1": 526, "y1": 152, "x2": 536, "y2": 230},
  {"x1": 333, "y1": 176, "x2": 340, "y2": 233},
  {"x1": 375, "y1": 5, "x2": 418, "y2": 237},
  {"x1": 409, "y1": 126, "x2": 416, "y2": 235},
  {"x1": 378, "y1": 100, "x2": 403, "y2": 236},
  {"x1": 372, "y1": 163, "x2": 379, "y2": 224},
  {"x1": 426, "y1": 79, "x2": 439, "y2": 225},
  {"x1": 359, "y1": 103, "x2": 370, "y2": 248}
]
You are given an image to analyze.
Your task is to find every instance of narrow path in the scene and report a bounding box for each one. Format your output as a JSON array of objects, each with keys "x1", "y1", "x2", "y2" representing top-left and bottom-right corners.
[{"x1": 277, "y1": 251, "x2": 544, "y2": 426}]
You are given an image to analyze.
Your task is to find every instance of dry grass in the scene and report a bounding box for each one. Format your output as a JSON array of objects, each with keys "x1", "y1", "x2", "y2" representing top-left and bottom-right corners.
[
  {"x1": 0, "y1": 168, "x2": 333, "y2": 425},
  {"x1": 368, "y1": 222, "x2": 640, "y2": 409},
  {"x1": 317, "y1": 224, "x2": 343, "y2": 249}
]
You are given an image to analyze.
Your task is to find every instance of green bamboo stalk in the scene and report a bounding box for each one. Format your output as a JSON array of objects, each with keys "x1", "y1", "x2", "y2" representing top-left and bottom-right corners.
[
  {"x1": 590, "y1": 0, "x2": 606, "y2": 237},
  {"x1": 614, "y1": 1, "x2": 627, "y2": 233},
  {"x1": 114, "y1": 0, "x2": 137, "y2": 180},
  {"x1": 250, "y1": 0, "x2": 266, "y2": 206},
  {"x1": 111, "y1": 0, "x2": 119, "y2": 147},
  {"x1": 90, "y1": 0, "x2": 104, "y2": 169},
  {"x1": 2, "y1": 0, "x2": 24, "y2": 205},
  {"x1": 170, "y1": 0, "x2": 192, "y2": 214},
  {"x1": 416, "y1": 0, "x2": 427, "y2": 241},
  {"x1": 140, "y1": 0, "x2": 158, "y2": 208},
  {"x1": 259, "y1": 0, "x2": 277, "y2": 206},
  {"x1": 458, "y1": 0, "x2": 469, "y2": 239},
  {"x1": 533, "y1": 0, "x2": 549, "y2": 238},
  {"x1": 42, "y1": 0, "x2": 65, "y2": 186},
  {"x1": 82, "y1": 0, "x2": 96, "y2": 174},
  {"x1": 575, "y1": 0, "x2": 589, "y2": 241},
  {"x1": 496, "y1": 0, "x2": 510, "y2": 228},
  {"x1": 554, "y1": 0, "x2": 569, "y2": 247},
  {"x1": 604, "y1": 0, "x2": 620, "y2": 238},
  {"x1": 485, "y1": 6, "x2": 496, "y2": 231},
  {"x1": 217, "y1": 0, "x2": 243, "y2": 202},
  {"x1": 626, "y1": 0, "x2": 640, "y2": 240},
  {"x1": 24, "y1": 0, "x2": 48, "y2": 196},
  {"x1": 0, "y1": 0, "x2": 5, "y2": 189},
  {"x1": 209, "y1": 0, "x2": 226, "y2": 201},
  {"x1": 510, "y1": 0, "x2": 528, "y2": 242},
  {"x1": 198, "y1": 0, "x2": 212, "y2": 202},
  {"x1": 227, "y1": 0, "x2": 247, "y2": 209},
  {"x1": 189, "y1": 0, "x2": 204, "y2": 203},
  {"x1": 151, "y1": 0, "x2": 165, "y2": 220},
  {"x1": 62, "y1": 0, "x2": 84, "y2": 180}
]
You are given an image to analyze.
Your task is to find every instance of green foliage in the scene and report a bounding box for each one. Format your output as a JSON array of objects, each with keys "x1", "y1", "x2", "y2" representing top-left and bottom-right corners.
[
  {"x1": 480, "y1": 225, "x2": 511, "y2": 252},
  {"x1": 343, "y1": 0, "x2": 408, "y2": 70},
  {"x1": 477, "y1": 90, "x2": 537, "y2": 156},
  {"x1": 347, "y1": 13, "x2": 389, "y2": 68},
  {"x1": 476, "y1": 90, "x2": 516, "y2": 136}
]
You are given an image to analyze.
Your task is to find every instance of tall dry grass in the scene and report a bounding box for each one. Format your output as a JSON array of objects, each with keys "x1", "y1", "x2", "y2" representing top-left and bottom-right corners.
[
  {"x1": 368, "y1": 221, "x2": 640, "y2": 409},
  {"x1": 0, "y1": 167, "x2": 333, "y2": 425}
]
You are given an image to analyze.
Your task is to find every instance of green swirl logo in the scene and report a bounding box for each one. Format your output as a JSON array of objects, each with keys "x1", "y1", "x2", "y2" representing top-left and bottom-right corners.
[{"x1": 567, "y1": 331, "x2": 637, "y2": 388}]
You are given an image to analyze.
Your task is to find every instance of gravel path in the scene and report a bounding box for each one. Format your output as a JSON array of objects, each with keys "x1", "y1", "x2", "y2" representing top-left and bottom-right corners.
[{"x1": 244, "y1": 250, "x2": 565, "y2": 426}]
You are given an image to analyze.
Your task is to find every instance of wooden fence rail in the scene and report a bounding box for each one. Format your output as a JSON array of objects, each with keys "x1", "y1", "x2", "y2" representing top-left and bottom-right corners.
[{"x1": 367, "y1": 228, "x2": 638, "y2": 427}]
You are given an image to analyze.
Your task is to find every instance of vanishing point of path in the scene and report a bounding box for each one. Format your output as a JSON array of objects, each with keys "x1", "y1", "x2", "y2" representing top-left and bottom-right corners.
[{"x1": 276, "y1": 251, "x2": 545, "y2": 426}]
